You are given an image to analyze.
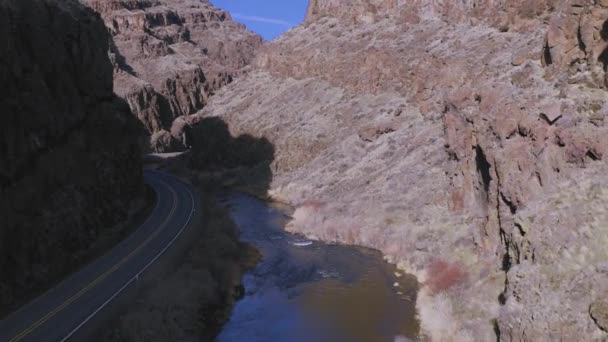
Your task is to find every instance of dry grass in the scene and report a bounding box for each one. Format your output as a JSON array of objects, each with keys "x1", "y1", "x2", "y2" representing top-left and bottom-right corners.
[{"x1": 417, "y1": 291, "x2": 474, "y2": 342}]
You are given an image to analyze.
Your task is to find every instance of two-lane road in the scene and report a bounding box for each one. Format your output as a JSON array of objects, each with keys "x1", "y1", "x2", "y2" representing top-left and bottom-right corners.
[{"x1": 0, "y1": 170, "x2": 198, "y2": 341}]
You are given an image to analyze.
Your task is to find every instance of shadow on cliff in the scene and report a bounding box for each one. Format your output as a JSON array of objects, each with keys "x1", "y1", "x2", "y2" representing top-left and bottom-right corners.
[
  {"x1": 597, "y1": 19, "x2": 608, "y2": 72},
  {"x1": 0, "y1": 94, "x2": 147, "y2": 317},
  {"x1": 185, "y1": 117, "x2": 275, "y2": 196},
  {"x1": 109, "y1": 39, "x2": 137, "y2": 77},
  {"x1": 112, "y1": 119, "x2": 271, "y2": 340}
]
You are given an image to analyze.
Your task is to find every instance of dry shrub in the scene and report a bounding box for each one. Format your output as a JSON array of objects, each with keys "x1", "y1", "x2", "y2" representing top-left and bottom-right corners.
[
  {"x1": 300, "y1": 199, "x2": 325, "y2": 209},
  {"x1": 417, "y1": 292, "x2": 475, "y2": 342},
  {"x1": 425, "y1": 259, "x2": 467, "y2": 294}
]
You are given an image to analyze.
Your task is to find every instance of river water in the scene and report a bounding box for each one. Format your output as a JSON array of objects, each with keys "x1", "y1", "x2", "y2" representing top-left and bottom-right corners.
[{"x1": 216, "y1": 193, "x2": 419, "y2": 342}]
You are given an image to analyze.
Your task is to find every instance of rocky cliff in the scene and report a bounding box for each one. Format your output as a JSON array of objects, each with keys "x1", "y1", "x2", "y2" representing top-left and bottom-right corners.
[
  {"x1": 82, "y1": 0, "x2": 263, "y2": 152},
  {"x1": 182, "y1": 0, "x2": 608, "y2": 340},
  {"x1": 0, "y1": 0, "x2": 143, "y2": 314}
]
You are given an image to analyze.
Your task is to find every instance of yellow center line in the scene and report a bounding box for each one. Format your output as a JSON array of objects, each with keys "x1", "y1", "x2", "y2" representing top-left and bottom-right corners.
[{"x1": 9, "y1": 179, "x2": 178, "y2": 342}]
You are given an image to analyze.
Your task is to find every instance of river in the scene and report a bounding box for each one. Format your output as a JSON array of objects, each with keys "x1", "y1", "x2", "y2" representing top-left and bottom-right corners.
[{"x1": 216, "y1": 193, "x2": 419, "y2": 342}]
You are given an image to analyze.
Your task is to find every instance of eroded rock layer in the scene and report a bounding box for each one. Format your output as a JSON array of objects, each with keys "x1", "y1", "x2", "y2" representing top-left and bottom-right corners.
[
  {"x1": 184, "y1": 0, "x2": 608, "y2": 340},
  {"x1": 82, "y1": 0, "x2": 263, "y2": 152},
  {"x1": 0, "y1": 0, "x2": 143, "y2": 313}
]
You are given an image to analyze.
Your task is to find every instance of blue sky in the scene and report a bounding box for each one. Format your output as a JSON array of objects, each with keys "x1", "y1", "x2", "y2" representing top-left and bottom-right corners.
[{"x1": 210, "y1": 0, "x2": 309, "y2": 41}]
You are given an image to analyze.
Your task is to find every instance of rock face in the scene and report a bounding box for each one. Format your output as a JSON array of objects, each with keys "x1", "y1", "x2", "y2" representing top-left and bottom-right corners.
[
  {"x1": 542, "y1": 2, "x2": 608, "y2": 87},
  {"x1": 590, "y1": 299, "x2": 608, "y2": 332},
  {"x1": 82, "y1": 0, "x2": 263, "y2": 152},
  {"x1": 306, "y1": 0, "x2": 555, "y2": 29},
  {"x1": 183, "y1": 0, "x2": 608, "y2": 340},
  {"x1": 0, "y1": 0, "x2": 143, "y2": 313}
]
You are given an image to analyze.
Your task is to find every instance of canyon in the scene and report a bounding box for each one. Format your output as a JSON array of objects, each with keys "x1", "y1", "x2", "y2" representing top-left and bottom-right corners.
[{"x1": 3, "y1": 0, "x2": 608, "y2": 340}]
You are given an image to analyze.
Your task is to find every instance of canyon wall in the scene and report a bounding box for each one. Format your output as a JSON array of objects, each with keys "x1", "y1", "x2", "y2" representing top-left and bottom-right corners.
[
  {"x1": 0, "y1": 0, "x2": 143, "y2": 314},
  {"x1": 305, "y1": 0, "x2": 557, "y2": 29},
  {"x1": 182, "y1": 0, "x2": 608, "y2": 340},
  {"x1": 82, "y1": 0, "x2": 263, "y2": 152}
]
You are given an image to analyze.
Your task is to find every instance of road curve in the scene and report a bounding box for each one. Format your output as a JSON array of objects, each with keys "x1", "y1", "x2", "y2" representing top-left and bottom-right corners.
[{"x1": 0, "y1": 170, "x2": 198, "y2": 342}]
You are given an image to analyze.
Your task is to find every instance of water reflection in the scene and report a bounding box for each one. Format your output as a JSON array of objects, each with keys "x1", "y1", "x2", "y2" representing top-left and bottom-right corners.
[{"x1": 216, "y1": 193, "x2": 419, "y2": 342}]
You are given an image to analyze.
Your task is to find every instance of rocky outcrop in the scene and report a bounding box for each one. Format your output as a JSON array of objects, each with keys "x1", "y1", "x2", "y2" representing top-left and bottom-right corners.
[
  {"x1": 184, "y1": 0, "x2": 608, "y2": 340},
  {"x1": 590, "y1": 299, "x2": 608, "y2": 332},
  {"x1": 541, "y1": 1, "x2": 608, "y2": 88},
  {"x1": 82, "y1": 0, "x2": 263, "y2": 152},
  {"x1": 0, "y1": 0, "x2": 143, "y2": 314}
]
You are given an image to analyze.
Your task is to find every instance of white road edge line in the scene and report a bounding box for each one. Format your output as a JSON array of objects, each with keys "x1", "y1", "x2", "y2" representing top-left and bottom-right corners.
[{"x1": 60, "y1": 174, "x2": 196, "y2": 342}]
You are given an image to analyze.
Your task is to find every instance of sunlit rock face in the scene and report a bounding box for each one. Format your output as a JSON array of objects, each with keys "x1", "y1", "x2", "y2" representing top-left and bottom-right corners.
[
  {"x1": 177, "y1": 0, "x2": 608, "y2": 339},
  {"x1": 81, "y1": 0, "x2": 263, "y2": 152},
  {"x1": 0, "y1": 0, "x2": 143, "y2": 313},
  {"x1": 306, "y1": 0, "x2": 558, "y2": 28}
]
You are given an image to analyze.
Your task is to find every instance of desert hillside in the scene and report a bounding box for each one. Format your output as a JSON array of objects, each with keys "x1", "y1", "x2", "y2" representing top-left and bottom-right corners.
[
  {"x1": 0, "y1": 0, "x2": 144, "y2": 314},
  {"x1": 177, "y1": 0, "x2": 608, "y2": 340},
  {"x1": 82, "y1": 0, "x2": 263, "y2": 152}
]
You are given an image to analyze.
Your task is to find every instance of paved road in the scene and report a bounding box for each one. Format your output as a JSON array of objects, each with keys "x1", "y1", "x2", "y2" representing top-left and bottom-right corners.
[{"x1": 0, "y1": 170, "x2": 197, "y2": 342}]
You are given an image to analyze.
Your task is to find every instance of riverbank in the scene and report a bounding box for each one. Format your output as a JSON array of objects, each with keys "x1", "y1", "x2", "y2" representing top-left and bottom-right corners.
[
  {"x1": 216, "y1": 192, "x2": 420, "y2": 342},
  {"x1": 98, "y1": 158, "x2": 259, "y2": 341},
  {"x1": 128, "y1": 153, "x2": 422, "y2": 341}
]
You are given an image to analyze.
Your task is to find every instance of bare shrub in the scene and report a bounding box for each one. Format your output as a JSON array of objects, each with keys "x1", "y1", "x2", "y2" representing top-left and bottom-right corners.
[{"x1": 417, "y1": 292, "x2": 475, "y2": 342}]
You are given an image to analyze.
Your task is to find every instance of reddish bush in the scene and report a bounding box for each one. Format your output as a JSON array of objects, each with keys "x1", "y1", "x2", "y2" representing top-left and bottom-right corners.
[
  {"x1": 425, "y1": 259, "x2": 467, "y2": 294},
  {"x1": 301, "y1": 200, "x2": 325, "y2": 209}
]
